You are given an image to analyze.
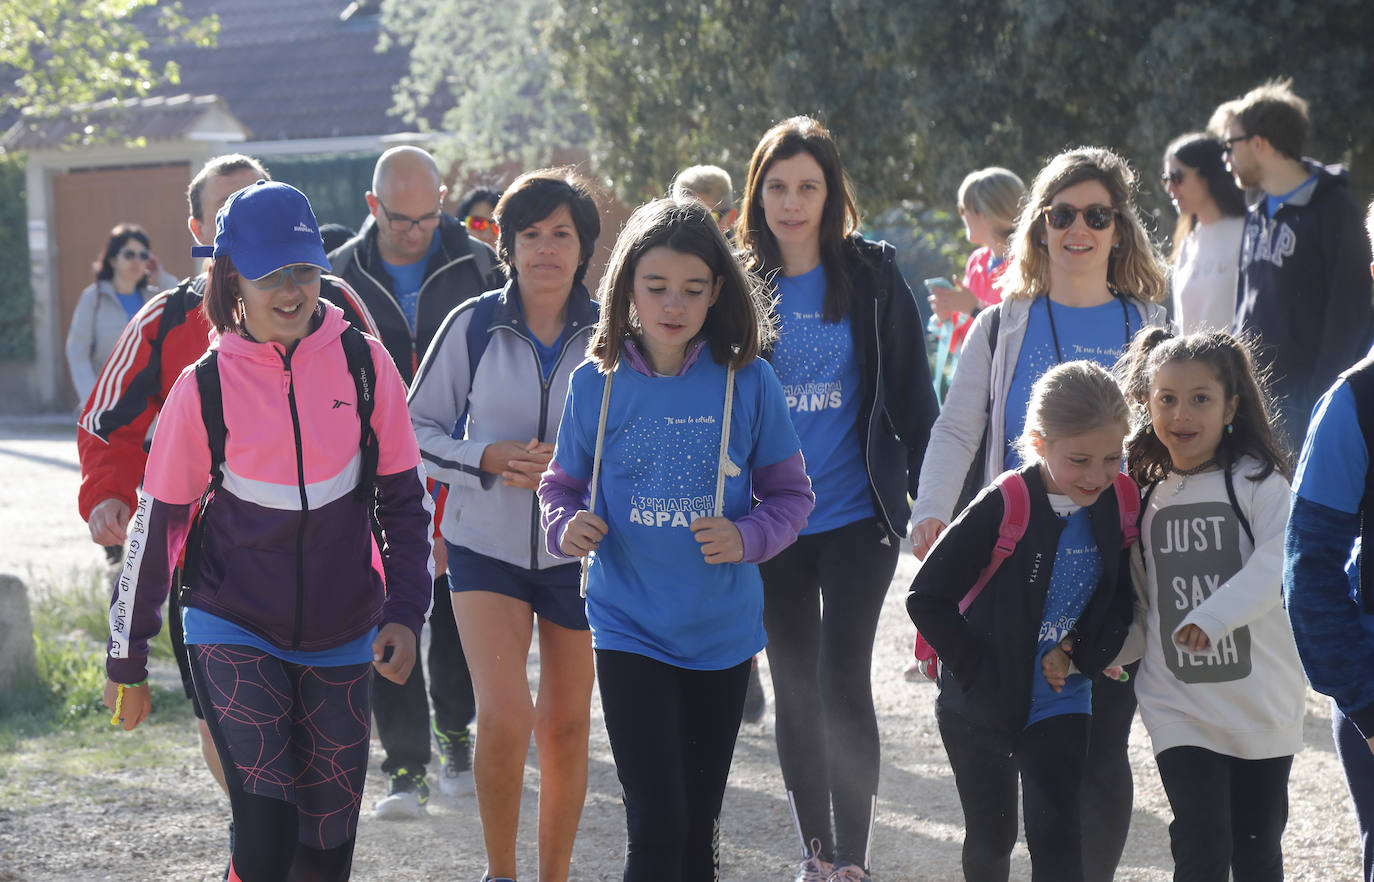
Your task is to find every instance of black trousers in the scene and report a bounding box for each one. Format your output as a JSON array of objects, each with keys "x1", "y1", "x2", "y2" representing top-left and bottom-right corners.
[
  {"x1": 1335, "y1": 704, "x2": 1374, "y2": 882},
  {"x1": 596, "y1": 649, "x2": 750, "y2": 882},
  {"x1": 372, "y1": 574, "x2": 475, "y2": 774},
  {"x1": 1155, "y1": 745, "x2": 1292, "y2": 882},
  {"x1": 939, "y1": 708, "x2": 1091, "y2": 882},
  {"x1": 1081, "y1": 667, "x2": 1138, "y2": 882},
  {"x1": 759, "y1": 518, "x2": 897, "y2": 869}
]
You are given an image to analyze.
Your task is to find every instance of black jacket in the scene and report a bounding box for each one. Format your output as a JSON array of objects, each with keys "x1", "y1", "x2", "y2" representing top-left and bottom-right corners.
[
  {"x1": 1236, "y1": 160, "x2": 1374, "y2": 442},
  {"x1": 765, "y1": 236, "x2": 938, "y2": 540},
  {"x1": 906, "y1": 465, "x2": 1134, "y2": 742},
  {"x1": 328, "y1": 213, "x2": 504, "y2": 384}
]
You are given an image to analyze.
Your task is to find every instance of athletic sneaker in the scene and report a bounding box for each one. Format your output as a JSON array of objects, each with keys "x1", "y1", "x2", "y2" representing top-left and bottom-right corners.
[
  {"x1": 827, "y1": 865, "x2": 872, "y2": 882},
  {"x1": 374, "y1": 767, "x2": 429, "y2": 820},
  {"x1": 434, "y1": 722, "x2": 474, "y2": 798},
  {"x1": 742, "y1": 656, "x2": 766, "y2": 723},
  {"x1": 480, "y1": 877, "x2": 516, "y2": 882},
  {"x1": 795, "y1": 839, "x2": 834, "y2": 882}
]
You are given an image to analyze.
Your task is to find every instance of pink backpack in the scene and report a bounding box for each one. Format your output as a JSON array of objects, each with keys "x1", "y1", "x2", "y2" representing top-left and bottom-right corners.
[{"x1": 911, "y1": 470, "x2": 1140, "y2": 681}]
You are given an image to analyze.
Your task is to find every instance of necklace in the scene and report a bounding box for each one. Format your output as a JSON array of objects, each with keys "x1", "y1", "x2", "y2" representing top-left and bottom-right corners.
[
  {"x1": 1171, "y1": 458, "x2": 1218, "y2": 493},
  {"x1": 1042, "y1": 292, "x2": 1132, "y2": 363}
]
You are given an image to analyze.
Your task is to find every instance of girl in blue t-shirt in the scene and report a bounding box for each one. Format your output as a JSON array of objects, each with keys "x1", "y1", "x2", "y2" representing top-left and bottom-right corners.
[
  {"x1": 538, "y1": 197, "x2": 815, "y2": 882},
  {"x1": 908, "y1": 360, "x2": 1136, "y2": 882}
]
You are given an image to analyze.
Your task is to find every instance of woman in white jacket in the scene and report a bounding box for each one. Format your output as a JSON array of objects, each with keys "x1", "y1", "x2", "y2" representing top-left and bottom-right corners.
[{"x1": 910, "y1": 146, "x2": 1169, "y2": 882}]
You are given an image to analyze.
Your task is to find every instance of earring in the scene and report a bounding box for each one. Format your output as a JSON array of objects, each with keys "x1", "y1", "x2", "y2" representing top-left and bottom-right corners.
[
  {"x1": 1040, "y1": 237, "x2": 1046, "y2": 245},
  {"x1": 1113, "y1": 242, "x2": 1120, "y2": 249},
  {"x1": 1145, "y1": 424, "x2": 1153, "y2": 435},
  {"x1": 1226, "y1": 423, "x2": 1233, "y2": 435}
]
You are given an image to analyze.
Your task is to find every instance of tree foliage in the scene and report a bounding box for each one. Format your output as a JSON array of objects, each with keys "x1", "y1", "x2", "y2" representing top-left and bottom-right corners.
[
  {"x1": 0, "y1": 0, "x2": 219, "y2": 143},
  {"x1": 383, "y1": 0, "x2": 1374, "y2": 224}
]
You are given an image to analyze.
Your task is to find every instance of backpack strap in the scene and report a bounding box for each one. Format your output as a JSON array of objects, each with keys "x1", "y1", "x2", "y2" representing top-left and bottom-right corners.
[
  {"x1": 957, "y1": 471, "x2": 1030, "y2": 614},
  {"x1": 339, "y1": 324, "x2": 378, "y2": 501},
  {"x1": 464, "y1": 290, "x2": 502, "y2": 385},
  {"x1": 182, "y1": 351, "x2": 227, "y2": 600},
  {"x1": 1221, "y1": 461, "x2": 1255, "y2": 547},
  {"x1": 1113, "y1": 472, "x2": 1141, "y2": 548}
]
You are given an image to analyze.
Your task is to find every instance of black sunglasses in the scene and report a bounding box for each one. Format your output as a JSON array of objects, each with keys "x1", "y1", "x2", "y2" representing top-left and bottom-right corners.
[
  {"x1": 119, "y1": 248, "x2": 151, "y2": 261},
  {"x1": 1043, "y1": 204, "x2": 1117, "y2": 231},
  {"x1": 1160, "y1": 170, "x2": 1185, "y2": 187}
]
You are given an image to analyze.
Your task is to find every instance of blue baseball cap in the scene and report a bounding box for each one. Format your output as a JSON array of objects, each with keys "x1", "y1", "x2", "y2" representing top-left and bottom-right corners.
[{"x1": 190, "y1": 180, "x2": 329, "y2": 280}]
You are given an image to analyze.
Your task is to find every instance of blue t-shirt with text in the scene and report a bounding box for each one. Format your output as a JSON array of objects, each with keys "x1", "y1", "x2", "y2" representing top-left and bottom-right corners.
[
  {"x1": 554, "y1": 355, "x2": 801, "y2": 668},
  {"x1": 380, "y1": 230, "x2": 441, "y2": 333},
  {"x1": 1004, "y1": 297, "x2": 1140, "y2": 469},
  {"x1": 1027, "y1": 504, "x2": 1101, "y2": 725},
  {"x1": 771, "y1": 264, "x2": 872, "y2": 533}
]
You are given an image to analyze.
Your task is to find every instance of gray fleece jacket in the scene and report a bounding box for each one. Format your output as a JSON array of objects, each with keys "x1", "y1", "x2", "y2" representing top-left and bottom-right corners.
[
  {"x1": 909, "y1": 293, "x2": 1168, "y2": 528},
  {"x1": 408, "y1": 282, "x2": 598, "y2": 570}
]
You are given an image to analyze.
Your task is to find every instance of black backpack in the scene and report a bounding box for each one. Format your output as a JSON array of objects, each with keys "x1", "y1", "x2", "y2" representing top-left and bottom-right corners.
[{"x1": 180, "y1": 323, "x2": 377, "y2": 596}]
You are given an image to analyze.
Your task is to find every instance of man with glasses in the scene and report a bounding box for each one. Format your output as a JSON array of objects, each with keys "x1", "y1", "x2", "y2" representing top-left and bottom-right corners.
[
  {"x1": 329, "y1": 145, "x2": 502, "y2": 819},
  {"x1": 1209, "y1": 79, "x2": 1373, "y2": 450},
  {"x1": 77, "y1": 153, "x2": 380, "y2": 878}
]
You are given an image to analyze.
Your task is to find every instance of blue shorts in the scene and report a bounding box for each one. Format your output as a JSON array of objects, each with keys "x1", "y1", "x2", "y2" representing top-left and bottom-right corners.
[{"x1": 446, "y1": 542, "x2": 588, "y2": 631}]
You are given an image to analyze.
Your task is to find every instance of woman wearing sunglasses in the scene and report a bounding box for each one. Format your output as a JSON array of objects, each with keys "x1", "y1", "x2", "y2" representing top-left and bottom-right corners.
[
  {"x1": 909, "y1": 147, "x2": 1167, "y2": 882},
  {"x1": 66, "y1": 223, "x2": 166, "y2": 407},
  {"x1": 101, "y1": 181, "x2": 433, "y2": 880},
  {"x1": 736, "y1": 116, "x2": 938, "y2": 882},
  {"x1": 1162, "y1": 133, "x2": 1248, "y2": 335},
  {"x1": 456, "y1": 186, "x2": 504, "y2": 249}
]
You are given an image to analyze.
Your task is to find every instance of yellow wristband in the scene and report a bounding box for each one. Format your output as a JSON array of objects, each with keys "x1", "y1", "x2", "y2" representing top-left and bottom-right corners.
[{"x1": 109, "y1": 679, "x2": 148, "y2": 726}]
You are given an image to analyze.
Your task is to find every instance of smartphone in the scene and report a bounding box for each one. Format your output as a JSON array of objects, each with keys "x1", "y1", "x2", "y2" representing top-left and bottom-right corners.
[{"x1": 924, "y1": 276, "x2": 955, "y2": 294}]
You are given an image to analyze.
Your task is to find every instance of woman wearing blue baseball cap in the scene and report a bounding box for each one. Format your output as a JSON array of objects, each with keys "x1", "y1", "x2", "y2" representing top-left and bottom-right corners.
[{"x1": 104, "y1": 180, "x2": 434, "y2": 881}]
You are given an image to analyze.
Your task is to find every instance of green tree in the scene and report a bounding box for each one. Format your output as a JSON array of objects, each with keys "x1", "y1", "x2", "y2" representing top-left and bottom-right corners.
[
  {"x1": 0, "y1": 0, "x2": 219, "y2": 144},
  {"x1": 383, "y1": 0, "x2": 1374, "y2": 224}
]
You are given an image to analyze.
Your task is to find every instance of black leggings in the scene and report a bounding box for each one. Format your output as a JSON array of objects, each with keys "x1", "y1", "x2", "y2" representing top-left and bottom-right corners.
[
  {"x1": 759, "y1": 518, "x2": 898, "y2": 868},
  {"x1": 596, "y1": 649, "x2": 751, "y2": 882},
  {"x1": 1155, "y1": 745, "x2": 1292, "y2": 882},
  {"x1": 939, "y1": 708, "x2": 1091, "y2": 882}
]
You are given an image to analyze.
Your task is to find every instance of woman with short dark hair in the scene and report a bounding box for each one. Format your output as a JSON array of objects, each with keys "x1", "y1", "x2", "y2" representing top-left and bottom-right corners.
[{"x1": 409, "y1": 167, "x2": 601, "y2": 882}]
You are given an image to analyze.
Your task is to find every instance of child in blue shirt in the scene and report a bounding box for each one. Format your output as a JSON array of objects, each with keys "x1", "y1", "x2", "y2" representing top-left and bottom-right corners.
[
  {"x1": 908, "y1": 360, "x2": 1136, "y2": 882},
  {"x1": 539, "y1": 197, "x2": 814, "y2": 882}
]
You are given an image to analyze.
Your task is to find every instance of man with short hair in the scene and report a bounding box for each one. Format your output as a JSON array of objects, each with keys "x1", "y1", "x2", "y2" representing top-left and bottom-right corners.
[
  {"x1": 330, "y1": 145, "x2": 502, "y2": 819},
  {"x1": 1211, "y1": 78, "x2": 1374, "y2": 449},
  {"x1": 671, "y1": 164, "x2": 738, "y2": 235},
  {"x1": 78, "y1": 152, "x2": 380, "y2": 873},
  {"x1": 1284, "y1": 199, "x2": 1374, "y2": 882}
]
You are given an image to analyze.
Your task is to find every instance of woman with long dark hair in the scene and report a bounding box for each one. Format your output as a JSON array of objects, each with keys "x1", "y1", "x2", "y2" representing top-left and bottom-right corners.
[
  {"x1": 1162, "y1": 133, "x2": 1248, "y2": 334},
  {"x1": 736, "y1": 115, "x2": 938, "y2": 882},
  {"x1": 66, "y1": 223, "x2": 160, "y2": 404}
]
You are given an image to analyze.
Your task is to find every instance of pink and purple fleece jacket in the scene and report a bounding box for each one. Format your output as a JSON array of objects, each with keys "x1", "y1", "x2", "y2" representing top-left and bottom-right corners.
[{"x1": 106, "y1": 301, "x2": 433, "y2": 685}]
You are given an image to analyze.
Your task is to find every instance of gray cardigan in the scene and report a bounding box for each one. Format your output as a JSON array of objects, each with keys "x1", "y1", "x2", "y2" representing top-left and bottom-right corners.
[
  {"x1": 408, "y1": 284, "x2": 597, "y2": 571},
  {"x1": 909, "y1": 294, "x2": 1168, "y2": 528}
]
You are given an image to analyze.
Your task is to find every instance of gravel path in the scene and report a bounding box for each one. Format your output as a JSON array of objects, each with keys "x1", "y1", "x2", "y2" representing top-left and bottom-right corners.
[{"x1": 0, "y1": 417, "x2": 1361, "y2": 880}]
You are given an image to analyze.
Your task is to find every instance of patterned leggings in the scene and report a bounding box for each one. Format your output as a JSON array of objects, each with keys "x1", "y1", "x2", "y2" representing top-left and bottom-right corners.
[{"x1": 191, "y1": 644, "x2": 372, "y2": 881}]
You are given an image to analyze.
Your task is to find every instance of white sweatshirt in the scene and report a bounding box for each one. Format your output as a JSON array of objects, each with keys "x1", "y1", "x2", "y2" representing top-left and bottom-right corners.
[
  {"x1": 1170, "y1": 216, "x2": 1244, "y2": 336},
  {"x1": 1118, "y1": 457, "x2": 1305, "y2": 759}
]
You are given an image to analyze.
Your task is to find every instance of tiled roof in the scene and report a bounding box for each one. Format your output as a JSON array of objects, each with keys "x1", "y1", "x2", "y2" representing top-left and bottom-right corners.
[
  {"x1": 137, "y1": 0, "x2": 416, "y2": 142},
  {"x1": 3, "y1": 93, "x2": 246, "y2": 150}
]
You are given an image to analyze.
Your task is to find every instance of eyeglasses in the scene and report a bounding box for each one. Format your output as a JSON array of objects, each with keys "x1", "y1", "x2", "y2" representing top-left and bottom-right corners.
[
  {"x1": 244, "y1": 265, "x2": 322, "y2": 290},
  {"x1": 1043, "y1": 204, "x2": 1117, "y2": 231},
  {"x1": 1160, "y1": 170, "x2": 1185, "y2": 187},
  {"x1": 378, "y1": 200, "x2": 442, "y2": 233},
  {"x1": 463, "y1": 215, "x2": 499, "y2": 236},
  {"x1": 120, "y1": 249, "x2": 151, "y2": 261},
  {"x1": 1222, "y1": 134, "x2": 1255, "y2": 154}
]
